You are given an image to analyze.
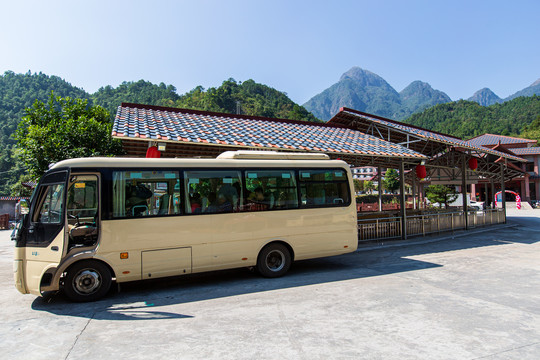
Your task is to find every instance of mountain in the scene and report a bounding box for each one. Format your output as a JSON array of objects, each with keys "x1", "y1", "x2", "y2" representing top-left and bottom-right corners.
[
  {"x1": 303, "y1": 68, "x2": 401, "y2": 121},
  {"x1": 505, "y1": 78, "x2": 540, "y2": 101},
  {"x1": 467, "y1": 88, "x2": 502, "y2": 106},
  {"x1": 403, "y1": 95, "x2": 540, "y2": 139},
  {"x1": 303, "y1": 67, "x2": 452, "y2": 121},
  {"x1": 399, "y1": 81, "x2": 452, "y2": 116}
]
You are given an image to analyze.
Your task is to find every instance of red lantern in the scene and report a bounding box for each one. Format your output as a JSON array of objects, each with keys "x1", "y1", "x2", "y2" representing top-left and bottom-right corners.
[
  {"x1": 415, "y1": 165, "x2": 427, "y2": 180},
  {"x1": 146, "y1": 146, "x2": 161, "y2": 158},
  {"x1": 469, "y1": 158, "x2": 478, "y2": 171}
]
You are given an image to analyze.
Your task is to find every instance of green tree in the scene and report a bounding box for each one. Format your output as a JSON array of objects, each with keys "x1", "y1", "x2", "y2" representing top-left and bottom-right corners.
[
  {"x1": 15, "y1": 93, "x2": 124, "y2": 178},
  {"x1": 0, "y1": 71, "x2": 89, "y2": 193},
  {"x1": 352, "y1": 178, "x2": 363, "y2": 193},
  {"x1": 383, "y1": 168, "x2": 400, "y2": 194},
  {"x1": 519, "y1": 114, "x2": 540, "y2": 142},
  {"x1": 363, "y1": 180, "x2": 375, "y2": 194},
  {"x1": 425, "y1": 185, "x2": 458, "y2": 209},
  {"x1": 10, "y1": 173, "x2": 35, "y2": 197}
]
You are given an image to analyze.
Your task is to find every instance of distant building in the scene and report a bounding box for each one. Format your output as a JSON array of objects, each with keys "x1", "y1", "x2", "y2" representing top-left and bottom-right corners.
[
  {"x1": 467, "y1": 134, "x2": 540, "y2": 202},
  {"x1": 351, "y1": 166, "x2": 377, "y2": 180},
  {"x1": 0, "y1": 196, "x2": 30, "y2": 220}
]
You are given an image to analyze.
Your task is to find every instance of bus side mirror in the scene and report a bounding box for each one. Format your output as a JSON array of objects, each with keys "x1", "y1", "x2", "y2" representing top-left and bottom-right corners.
[{"x1": 20, "y1": 199, "x2": 29, "y2": 215}]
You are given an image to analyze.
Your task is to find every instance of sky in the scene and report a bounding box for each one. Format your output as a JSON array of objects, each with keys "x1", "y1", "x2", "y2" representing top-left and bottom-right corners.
[{"x1": 1, "y1": 0, "x2": 539, "y2": 104}]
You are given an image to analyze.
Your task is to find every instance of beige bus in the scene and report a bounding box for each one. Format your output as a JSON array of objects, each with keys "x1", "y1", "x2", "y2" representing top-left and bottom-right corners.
[{"x1": 13, "y1": 151, "x2": 358, "y2": 302}]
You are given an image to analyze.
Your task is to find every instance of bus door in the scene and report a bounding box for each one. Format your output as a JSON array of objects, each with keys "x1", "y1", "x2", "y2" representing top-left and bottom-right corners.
[
  {"x1": 19, "y1": 170, "x2": 68, "y2": 294},
  {"x1": 66, "y1": 174, "x2": 100, "y2": 250}
]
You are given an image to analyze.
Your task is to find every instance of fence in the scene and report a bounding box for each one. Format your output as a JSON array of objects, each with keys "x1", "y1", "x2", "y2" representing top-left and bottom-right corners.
[
  {"x1": 358, "y1": 208, "x2": 505, "y2": 242},
  {"x1": 357, "y1": 203, "x2": 413, "y2": 212}
]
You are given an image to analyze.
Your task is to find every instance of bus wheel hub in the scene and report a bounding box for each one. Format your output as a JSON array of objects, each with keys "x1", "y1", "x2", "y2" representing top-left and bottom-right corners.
[{"x1": 74, "y1": 270, "x2": 101, "y2": 294}]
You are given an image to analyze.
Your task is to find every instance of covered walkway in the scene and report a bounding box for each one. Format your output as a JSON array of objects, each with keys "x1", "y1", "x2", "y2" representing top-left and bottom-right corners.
[
  {"x1": 329, "y1": 108, "x2": 526, "y2": 239},
  {"x1": 113, "y1": 103, "x2": 527, "y2": 240}
]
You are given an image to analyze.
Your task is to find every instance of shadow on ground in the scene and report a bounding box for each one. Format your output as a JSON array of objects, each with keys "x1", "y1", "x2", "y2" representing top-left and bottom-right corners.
[{"x1": 31, "y1": 220, "x2": 537, "y2": 320}]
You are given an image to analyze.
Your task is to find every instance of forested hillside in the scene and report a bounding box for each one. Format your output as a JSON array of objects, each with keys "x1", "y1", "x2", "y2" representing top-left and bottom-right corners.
[
  {"x1": 174, "y1": 79, "x2": 319, "y2": 122},
  {"x1": 0, "y1": 72, "x2": 318, "y2": 195},
  {"x1": 0, "y1": 71, "x2": 89, "y2": 194},
  {"x1": 92, "y1": 80, "x2": 181, "y2": 118},
  {"x1": 402, "y1": 95, "x2": 540, "y2": 139}
]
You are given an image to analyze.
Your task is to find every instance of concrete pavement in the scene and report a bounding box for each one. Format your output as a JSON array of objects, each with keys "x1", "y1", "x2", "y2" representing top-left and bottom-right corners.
[{"x1": 0, "y1": 209, "x2": 539, "y2": 359}]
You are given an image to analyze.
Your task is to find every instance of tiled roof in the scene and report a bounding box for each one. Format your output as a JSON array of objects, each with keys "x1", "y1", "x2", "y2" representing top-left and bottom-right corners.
[
  {"x1": 510, "y1": 147, "x2": 540, "y2": 155},
  {"x1": 329, "y1": 108, "x2": 526, "y2": 163},
  {"x1": 22, "y1": 181, "x2": 37, "y2": 188},
  {"x1": 0, "y1": 196, "x2": 29, "y2": 201},
  {"x1": 467, "y1": 134, "x2": 536, "y2": 147},
  {"x1": 113, "y1": 104, "x2": 426, "y2": 159}
]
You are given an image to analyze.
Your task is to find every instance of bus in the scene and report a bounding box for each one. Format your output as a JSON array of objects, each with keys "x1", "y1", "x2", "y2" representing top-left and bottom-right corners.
[{"x1": 13, "y1": 151, "x2": 358, "y2": 302}]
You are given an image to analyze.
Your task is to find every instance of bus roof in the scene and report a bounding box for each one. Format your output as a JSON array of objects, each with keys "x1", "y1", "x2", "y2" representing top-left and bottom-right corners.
[{"x1": 49, "y1": 152, "x2": 348, "y2": 171}]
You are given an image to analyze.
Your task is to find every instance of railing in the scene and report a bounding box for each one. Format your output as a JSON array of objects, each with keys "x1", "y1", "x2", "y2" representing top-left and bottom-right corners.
[{"x1": 358, "y1": 208, "x2": 505, "y2": 242}]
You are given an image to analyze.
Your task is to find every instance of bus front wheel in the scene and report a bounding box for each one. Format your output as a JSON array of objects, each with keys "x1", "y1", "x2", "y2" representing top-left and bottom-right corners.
[
  {"x1": 63, "y1": 261, "x2": 112, "y2": 302},
  {"x1": 257, "y1": 243, "x2": 291, "y2": 278}
]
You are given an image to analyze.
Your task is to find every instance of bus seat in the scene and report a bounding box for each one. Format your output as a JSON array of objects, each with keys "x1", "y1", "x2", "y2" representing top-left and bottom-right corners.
[
  {"x1": 132, "y1": 205, "x2": 148, "y2": 217},
  {"x1": 158, "y1": 195, "x2": 170, "y2": 215},
  {"x1": 269, "y1": 192, "x2": 275, "y2": 209}
]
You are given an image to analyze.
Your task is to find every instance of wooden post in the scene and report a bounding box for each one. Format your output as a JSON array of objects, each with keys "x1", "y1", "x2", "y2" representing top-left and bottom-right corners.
[
  {"x1": 462, "y1": 154, "x2": 469, "y2": 230},
  {"x1": 412, "y1": 170, "x2": 417, "y2": 210},
  {"x1": 399, "y1": 161, "x2": 407, "y2": 239},
  {"x1": 491, "y1": 180, "x2": 495, "y2": 209},
  {"x1": 378, "y1": 166, "x2": 382, "y2": 212},
  {"x1": 501, "y1": 163, "x2": 506, "y2": 223},
  {"x1": 484, "y1": 182, "x2": 489, "y2": 209}
]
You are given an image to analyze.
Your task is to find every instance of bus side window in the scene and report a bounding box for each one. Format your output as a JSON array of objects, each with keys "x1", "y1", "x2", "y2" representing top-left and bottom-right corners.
[
  {"x1": 67, "y1": 176, "x2": 98, "y2": 224},
  {"x1": 35, "y1": 184, "x2": 65, "y2": 224},
  {"x1": 184, "y1": 170, "x2": 242, "y2": 214},
  {"x1": 299, "y1": 169, "x2": 350, "y2": 208},
  {"x1": 243, "y1": 170, "x2": 298, "y2": 211},
  {"x1": 112, "y1": 171, "x2": 181, "y2": 218}
]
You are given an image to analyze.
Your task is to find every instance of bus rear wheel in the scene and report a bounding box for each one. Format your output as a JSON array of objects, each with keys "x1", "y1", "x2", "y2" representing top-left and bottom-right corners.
[
  {"x1": 257, "y1": 243, "x2": 291, "y2": 278},
  {"x1": 63, "y1": 261, "x2": 112, "y2": 302}
]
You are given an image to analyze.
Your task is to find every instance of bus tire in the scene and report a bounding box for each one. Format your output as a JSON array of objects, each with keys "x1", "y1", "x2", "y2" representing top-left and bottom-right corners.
[
  {"x1": 256, "y1": 243, "x2": 291, "y2": 278},
  {"x1": 63, "y1": 260, "x2": 112, "y2": 302}
]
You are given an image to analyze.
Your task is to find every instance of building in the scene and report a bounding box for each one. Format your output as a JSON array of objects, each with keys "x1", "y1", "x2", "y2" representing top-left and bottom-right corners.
[
  {"x1": 351, "y1": 166, "x2": 377, "y2": 180},
  {"x1": 0, "y1": 196, "x2": 29, "y2": 221},
  {"x1": 467, "y1": 134, "x2": 540, "y2": 203}
]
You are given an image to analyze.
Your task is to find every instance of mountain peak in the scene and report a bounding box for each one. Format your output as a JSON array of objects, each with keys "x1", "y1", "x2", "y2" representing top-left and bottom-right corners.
[
  {"x1": 403, "y1": 80, "x2": 430, "y2": 88},
  {"x1": 400, "y1": 81, "x2": 436, "y2": 96},
  {"x1": 339, "y1": 67, "x2": 389, "y2": 88},
  {"x1": 504, "y1": 78, "x2": 540, "y2": 101},
  {"x1": 468, "y1": 88, "x2": 502, "y2": 106},
  {"x1": 399, "y1": 80, "x2": 451, "y2": 113},
  {"x1": 303, "y1": 67, "x2": 451, "y2": 121}
]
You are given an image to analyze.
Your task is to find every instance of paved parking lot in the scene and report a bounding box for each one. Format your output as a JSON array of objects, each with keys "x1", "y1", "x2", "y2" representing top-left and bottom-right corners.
[{"x1": 1, "y1": 209, "x2": 539, "y2": 359}]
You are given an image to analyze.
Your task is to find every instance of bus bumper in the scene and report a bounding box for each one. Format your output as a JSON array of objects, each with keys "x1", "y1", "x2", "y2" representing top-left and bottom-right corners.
[{"x1": 13, "y1": 260, "x2": 28, "y2": 294}]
